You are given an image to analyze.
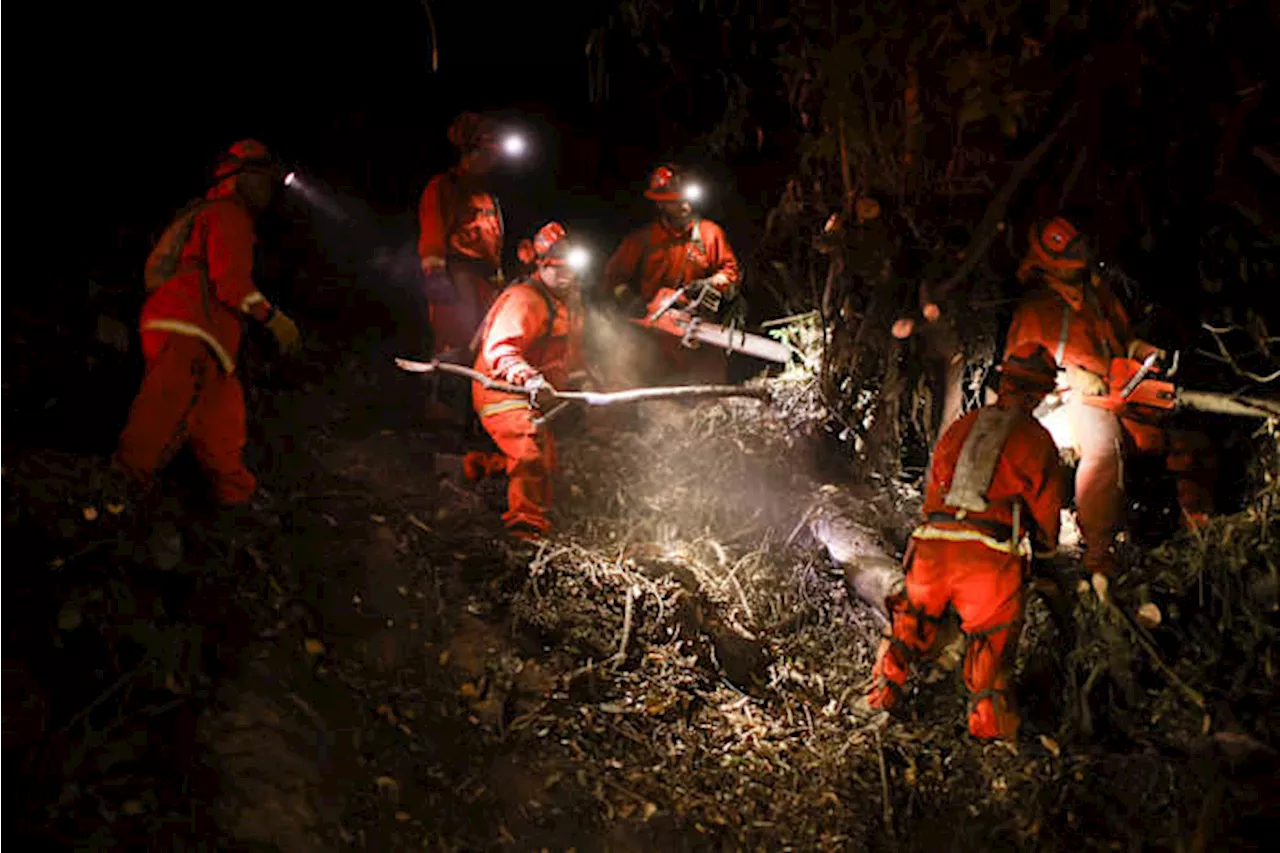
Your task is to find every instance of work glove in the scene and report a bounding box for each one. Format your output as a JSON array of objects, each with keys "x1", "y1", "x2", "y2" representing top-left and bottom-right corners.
[
  {"x1": 1064, "y1": 364, "x2": 1107, "y2": 397},
  {"x1": 524, "y1": 374, "x2": 557, "y2": 412},
  {"x1": 266, "y1": 310, "x2": 301, "y2": 355},
  {"x1": 1127, "y1": 338, "x2": 1167, "y2": 364}
]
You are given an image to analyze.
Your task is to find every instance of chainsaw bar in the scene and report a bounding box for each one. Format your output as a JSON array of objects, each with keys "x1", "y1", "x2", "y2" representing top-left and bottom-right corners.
[{"x1": 632, "y1": 309, "x2": 792, "y2": 364}]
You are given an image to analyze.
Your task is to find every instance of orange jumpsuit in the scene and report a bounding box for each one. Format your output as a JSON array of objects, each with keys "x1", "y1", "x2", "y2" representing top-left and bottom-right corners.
[
  {"x1": 604, "y1": 218, "x2": 741, "y2": 383},
  {"x1": 114, "y1": 192, "x2": 276, "y2": 505},
  {"x1": 1006, "y1": 279, "x2": 1216, "y2": 574},
  {"x1": 472, "y1": 279, "x2": 584, "y2": 536},
  {"x1": 417, "y1": 168, "x2": 504, "y2": 357},
  {"x1": 867, "y1": 400, "x2": 1065, "y2": 740}
]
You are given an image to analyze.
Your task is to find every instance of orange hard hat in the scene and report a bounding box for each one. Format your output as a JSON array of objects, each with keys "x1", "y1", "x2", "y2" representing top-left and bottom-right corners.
[
  {"x1": 644, "y1": 164, "x2": 701, "y2": 202},
  {"x1": 1023, "y1": 216, "x2": 1092, "y2": 277},
  {"x1": 215, "y1": 138, "x2": 274, "y2": 179},
  {"x1": 998, "y1": 342, "x2": 1059, "y2": 394},
  {"x1": 526, "y1": 221, "x2": 588, "y2": 271},
  {"x1": 447, "y1": 112, "x2": 497, "y2": 152},
  {"x1": 532, "y1": 221, "x2": 568, "y2": 259}
]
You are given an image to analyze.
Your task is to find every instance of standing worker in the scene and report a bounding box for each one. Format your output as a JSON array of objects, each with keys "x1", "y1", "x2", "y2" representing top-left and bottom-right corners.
[
  {"x1": 604, "y1": 164, "x2": 741, "y2": 385},
  {"x1": 865, "y1": 343, "x2": 1065, "y2": 742},
  {"x1": 111, "y1": 139, "x2": 301, "y2": 513},
  {"x1": 418, "y1": 112, "x2": 516, "y2": 422},
  {"x1": 1004, "y1": 216, "x2": 1217, "y2": 598},
  {"x1": 471, "y1": 222, "x2": 591, "y2": 541}
]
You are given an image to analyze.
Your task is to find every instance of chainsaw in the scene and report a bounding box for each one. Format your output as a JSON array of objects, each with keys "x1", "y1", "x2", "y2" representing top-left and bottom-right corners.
[
  {"x1": 1074, "y1": 353, "x2": 1280, "y2": 420},
  {"x1": 629, "y1": 286, "x2": 794, "y2": 364}
]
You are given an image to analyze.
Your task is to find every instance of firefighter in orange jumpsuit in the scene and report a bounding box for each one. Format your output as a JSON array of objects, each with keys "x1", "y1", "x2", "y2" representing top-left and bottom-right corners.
[
  {"x1": 1004, "y1": 217, "x2": 1216, "y2": 593},
  {"x1": 112, "y1": 139, "x2": 301, "y2": 508},
  {"x1": 472, "y1": 222, "x2": 588, "y2": 540},
  {"x1": 418, "y1": 113, "x2": 507, "y2": 425},
  {"x1": 865, "y1": 342, "x2": 1065, "y2": 741},
  {"x1": 603, "y1": 164, "x2": 741, "y2": 384}
]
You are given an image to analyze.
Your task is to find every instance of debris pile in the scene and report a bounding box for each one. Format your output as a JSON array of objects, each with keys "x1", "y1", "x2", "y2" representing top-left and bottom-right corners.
[{"x1": 7, "y1": 351, "x2": 1277, "y2": 850}]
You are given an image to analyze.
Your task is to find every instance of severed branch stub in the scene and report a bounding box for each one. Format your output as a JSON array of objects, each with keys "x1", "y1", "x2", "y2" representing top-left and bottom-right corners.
[{"x1": 393, "y1": 358, "x2": 772, "y2": 406}]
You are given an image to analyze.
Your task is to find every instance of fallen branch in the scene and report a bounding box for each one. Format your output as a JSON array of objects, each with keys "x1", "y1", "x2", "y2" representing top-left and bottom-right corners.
[
  {"x1": 394, "y1": 358, "x2": 772, "y2": 405},
  {"x1": 1200, "y1": 324, "x2": 1280, "y2": 384}
]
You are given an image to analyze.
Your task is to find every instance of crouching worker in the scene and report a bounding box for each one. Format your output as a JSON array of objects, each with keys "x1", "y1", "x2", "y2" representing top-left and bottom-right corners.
[
  {"x1": 472, "y1": 222, "x2": 588, "y2": 541},
  {"x1": 111, "y1": 139, "x2": 301, "y2": 513},
  {"x1": 865, "y1": 343, "x2": 1066, "y2": 741}
]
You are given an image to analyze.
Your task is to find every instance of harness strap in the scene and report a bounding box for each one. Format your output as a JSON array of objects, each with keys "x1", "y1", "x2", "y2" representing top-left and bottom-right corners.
[
  {"x1": 1055, "y1": 303, "x2": 1071, "y2": 365},
  {"x1": 968, "y1": 687, "x2": 1011, "y2": 709},
  {"x1": 965, "y1": 620, "x2": 1015, "y2": 640}
]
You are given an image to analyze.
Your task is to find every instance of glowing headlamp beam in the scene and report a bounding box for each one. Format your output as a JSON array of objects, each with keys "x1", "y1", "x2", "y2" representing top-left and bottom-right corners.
[
  {"x1": 283, "y1": 171, "x2": 298, "y2": 187},
  {"x1": 566, "y1": 246, "x2": 590, "y2": 271},
  {"x1": 683, "y1": 182, "x2": 704, "y2": 202},
  {"x1": 502, "y1": 134, "x2": 527, "y2": 158}
]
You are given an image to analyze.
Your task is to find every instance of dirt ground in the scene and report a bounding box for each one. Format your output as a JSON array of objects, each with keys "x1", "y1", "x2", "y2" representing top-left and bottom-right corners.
[{"x1": 4, "y1": 331, "x2": 1278, "y2": 852}]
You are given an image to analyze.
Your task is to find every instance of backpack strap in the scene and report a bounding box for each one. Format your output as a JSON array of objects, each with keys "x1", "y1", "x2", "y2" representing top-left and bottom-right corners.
[{"x1": 144, "y1": 197, "x2": 211, "y2": 291}]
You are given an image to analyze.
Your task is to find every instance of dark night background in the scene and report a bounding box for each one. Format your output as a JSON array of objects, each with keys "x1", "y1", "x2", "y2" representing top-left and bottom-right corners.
[{"x1": 69, "y1": 0, "x2": 761, "y2": 273}]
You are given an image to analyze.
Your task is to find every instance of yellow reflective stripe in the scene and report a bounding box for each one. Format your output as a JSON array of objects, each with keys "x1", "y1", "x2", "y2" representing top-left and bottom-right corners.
[
  {"x1": 911, "y1": 523, "x2": 1032, "y2": 557},
  {"x1": 239, "y1": 291, "x2": 268, "y2": 312},
  {"x1": 480, "y1": 398, "x2": 531, "y2": 418},
  {"x1": 141, "y1": 319, "x2": 236, "y2": 373}
]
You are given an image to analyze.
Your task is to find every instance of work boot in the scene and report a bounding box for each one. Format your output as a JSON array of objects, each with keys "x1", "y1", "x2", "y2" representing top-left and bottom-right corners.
[
  {"x1": 969, "y1": 692, "x2": 1021, "y2": 742},
  {"x1": 864, "y1": 677, "x2": 902, "y2": 713}
]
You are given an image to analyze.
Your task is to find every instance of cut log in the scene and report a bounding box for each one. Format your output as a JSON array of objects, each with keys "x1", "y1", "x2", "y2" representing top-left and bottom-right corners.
[{"x1": 809, "y1": 513, "x2": 904, "y2": 621}]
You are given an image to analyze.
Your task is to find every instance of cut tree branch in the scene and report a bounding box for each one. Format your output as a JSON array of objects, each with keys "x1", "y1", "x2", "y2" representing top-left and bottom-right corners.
[
  {"x1": 1200, "y1": 325, "x2": 1280, "y2": 384},
  {"x1": 393, "y1": 358, "x2": 772, "y2": 405}
]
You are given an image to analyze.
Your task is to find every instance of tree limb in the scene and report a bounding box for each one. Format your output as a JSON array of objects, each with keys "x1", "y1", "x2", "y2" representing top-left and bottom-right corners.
[{"x1": 393, "y1": 358, "x2": 772, "y2": 405}]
